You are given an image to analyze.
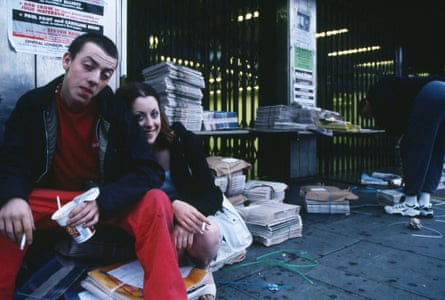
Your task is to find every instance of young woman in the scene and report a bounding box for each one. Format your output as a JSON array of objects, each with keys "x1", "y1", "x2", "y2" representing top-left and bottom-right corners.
[{"x1": 117, "y1": 82, "x2": 223, "y2": 300}]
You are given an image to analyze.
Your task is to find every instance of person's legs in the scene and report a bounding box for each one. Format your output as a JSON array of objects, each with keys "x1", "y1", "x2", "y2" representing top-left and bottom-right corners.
[
  {"x1": 417, "y1": 119, "x2": 445, "y2": 217},
  {"x1": 186, "y1": 223, "x2": 220, "y2": 300},
  {"x1": 117, "y1": 189, "x2": 187, "y2": 299},
  {"x1": 422, "y1": 119, "x2": 445, "y2": 194},
  {"x1": 0, "y1": 233, "x2": 27, "y2": 299},
  {"x1": 401, "y1": 81, "x2": 445, "y2": 196},
  {"x1": 386, "y1": 81, "x2": 445, "y2": 217},
  {"x1": 0, "y1": 189, "x2": 80, "y2": 299},
  {"x1": 187, "y1": 222, "x2": 220, "y2": 269}
]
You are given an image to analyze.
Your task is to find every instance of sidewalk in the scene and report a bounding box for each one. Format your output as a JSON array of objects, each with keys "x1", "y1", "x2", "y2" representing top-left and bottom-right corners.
[{"x1": 214, "y1": 182, "x2": 445, "y2": 299}]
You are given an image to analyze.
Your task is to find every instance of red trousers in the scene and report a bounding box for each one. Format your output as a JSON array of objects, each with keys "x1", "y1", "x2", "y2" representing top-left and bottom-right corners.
[{"x1": 0, "y1": 188, "x2": 187, "y2": 299}]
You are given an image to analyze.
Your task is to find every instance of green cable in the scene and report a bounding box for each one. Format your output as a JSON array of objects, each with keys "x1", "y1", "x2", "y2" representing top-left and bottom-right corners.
[{"x1": 223, "y1": 249, "x2": 319, "y2": 285}]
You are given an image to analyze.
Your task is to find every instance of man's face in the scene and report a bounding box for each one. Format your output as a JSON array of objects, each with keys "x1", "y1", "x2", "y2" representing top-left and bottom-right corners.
[{"x1": 61, "y1": 42, "x2": 117, "y2": 111}]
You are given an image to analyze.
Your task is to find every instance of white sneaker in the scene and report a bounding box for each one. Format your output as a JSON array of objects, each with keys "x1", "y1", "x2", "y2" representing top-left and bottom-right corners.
[
  {"x1": 384, "y1": 202, "x2": 420, "y2": 217},
  {"x1": 419, "y1": 203, "x2": 434, "y2": 218}
]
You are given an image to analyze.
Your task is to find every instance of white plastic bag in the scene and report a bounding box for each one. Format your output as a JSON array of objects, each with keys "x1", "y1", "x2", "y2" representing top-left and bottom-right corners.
[{"x1": 209, "y1": 196, "x2": 253, "y2": 271}]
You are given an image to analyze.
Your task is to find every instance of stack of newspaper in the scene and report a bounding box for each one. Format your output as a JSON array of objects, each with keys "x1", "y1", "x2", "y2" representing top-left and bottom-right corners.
[
  {"x1": 236, "y1": 202, "x2": 302, "y2": 246},
  {"x1": 376, "y1": 189, "x2": 404, "y2": 206},
  {"x1": 301, "y1": 185, "x2": 359, "y2": 214},
  {"x1": 243, "y1": 179, "x2": 288, "y2": 202},
  {"x1": 254, "y1": 105, "x2": 308, "y2": 130},
  {"x1": 142, "y1": 62, "x2": 205, "y2": 131},
  {"x1": 207, "y1": 156, "x2": 251, "y2": 205},
  {"x1": 202, "y1": 110, "x2": 239, "y2": 131},
  {"x1": 360, "y1": 172, "x2": 403, "y2": 186},
  {"x1": 80, "y1": 260, "x2": 212, "y2": 300},
  {"x1": 253, "y1": 104, "x2": 335, "y2": 136}
]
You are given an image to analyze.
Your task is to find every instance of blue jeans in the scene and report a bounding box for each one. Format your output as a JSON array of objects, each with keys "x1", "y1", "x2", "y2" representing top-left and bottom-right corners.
[{"x1": 401, "y1": 81, "x2": 445, "y2": 195}]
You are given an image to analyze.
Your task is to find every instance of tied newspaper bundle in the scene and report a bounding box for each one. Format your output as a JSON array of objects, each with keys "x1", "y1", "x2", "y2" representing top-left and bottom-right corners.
[
  {"x1": 207, "y1": 156, "x2": 251, "y2": 206},
  {"x1": 376, "y1": 189, "x2": 404, "y2": 206},
  {"x1": 236, "y1": 202, "x2": 302, "y2": 247},
  {"x1": 243, "y1": 179, "x2": 288, "y2": 203},
  {"x1": 300, "y1": 185, "x2": 359, "y2": 214}
]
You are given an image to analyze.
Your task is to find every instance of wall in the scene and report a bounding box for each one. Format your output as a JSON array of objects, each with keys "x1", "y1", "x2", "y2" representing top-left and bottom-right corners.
[{"x1": 0, "y1": 0, "x2": 125, "y2": 145}]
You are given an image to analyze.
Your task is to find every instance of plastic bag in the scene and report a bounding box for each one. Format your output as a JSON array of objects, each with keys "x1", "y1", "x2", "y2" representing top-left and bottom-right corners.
[{"x1": 209, "y1": 196, "x2": 253, "y2": 271}]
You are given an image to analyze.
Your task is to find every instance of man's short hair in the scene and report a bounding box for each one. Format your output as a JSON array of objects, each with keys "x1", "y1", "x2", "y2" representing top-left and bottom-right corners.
[{"x1": 68, "y1": 32, "x2": 118, "y2": 61}]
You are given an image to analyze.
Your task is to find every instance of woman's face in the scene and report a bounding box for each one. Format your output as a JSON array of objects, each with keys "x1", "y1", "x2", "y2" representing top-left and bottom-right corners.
[{"x1": 131, "y1": 96, "x2": 161, "y2": 145}]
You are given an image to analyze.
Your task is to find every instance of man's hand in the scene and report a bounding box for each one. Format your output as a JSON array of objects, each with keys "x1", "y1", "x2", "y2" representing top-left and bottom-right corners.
[
  {"x1": 0, "y1": 198, "x2": 35, "y2": 247},
  {"x1": 67, "y1": 200, "x2": 100, "y2": 228}
]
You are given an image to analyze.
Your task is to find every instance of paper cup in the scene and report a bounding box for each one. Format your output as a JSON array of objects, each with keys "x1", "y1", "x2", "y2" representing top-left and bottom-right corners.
[
  {"x1": 73, "y1": 187, "x2": 100, "y2": 204},
  {"x1": 51, "y1": 201, "x2": 95, "y2": 243}
]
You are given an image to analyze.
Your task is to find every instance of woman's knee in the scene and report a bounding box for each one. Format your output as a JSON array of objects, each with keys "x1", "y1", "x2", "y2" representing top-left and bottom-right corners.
[
  {"x1": 189, "y1": 222, "x2": 220, "y2": 260},
  {"x1": 205, "y1": 222, "x2": 220, "y2": 249},
  {"x1": 139, "y1": 189, "x2": 171, "y2": 208}
]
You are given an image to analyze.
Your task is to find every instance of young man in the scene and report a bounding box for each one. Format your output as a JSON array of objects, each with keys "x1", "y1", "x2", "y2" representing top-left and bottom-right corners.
[
  {"x1": 0, "y1": 33, "x2": 186, "y2": 299},
  {"x1": 359, "y1": 75, "x2": 445, "y2": 218}
]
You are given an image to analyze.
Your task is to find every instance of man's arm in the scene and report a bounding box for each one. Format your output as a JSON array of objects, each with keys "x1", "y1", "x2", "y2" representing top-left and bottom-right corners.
[{"x1": 0, "y1": 198, "x2": 35, "y2": 247}]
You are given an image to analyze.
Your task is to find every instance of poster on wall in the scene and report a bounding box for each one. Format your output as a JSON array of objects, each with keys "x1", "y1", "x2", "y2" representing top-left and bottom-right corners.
[
  {"x1": 7, "y1": 0, "x2": 115, "y2": 57},
  {"x1": 289, "y1": 0, "x2": 316, "y2": 106}
]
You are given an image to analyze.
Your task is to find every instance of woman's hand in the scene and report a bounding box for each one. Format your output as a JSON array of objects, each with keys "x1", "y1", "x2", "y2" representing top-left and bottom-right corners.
[
  {"x1": 174, "y1": 224, "x2": 194, "y2": 250},
  {"x1": 172, "y1": 200, "x2": 210, "y2": 234}
]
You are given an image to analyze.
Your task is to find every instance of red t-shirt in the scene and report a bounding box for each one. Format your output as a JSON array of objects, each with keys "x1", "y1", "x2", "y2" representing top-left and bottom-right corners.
[{"x1": 50, "y1": 91, "x2": 101, "y2": 190}]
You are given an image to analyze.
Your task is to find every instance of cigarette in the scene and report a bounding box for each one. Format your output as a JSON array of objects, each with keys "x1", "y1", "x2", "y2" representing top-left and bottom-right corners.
[
  {"x1": 20, "y1": 233, "x2": 26, "y2": 251},
  {"x1": 56, "y1": 195, "x2": 62, "y2": 209},
  {"x1": 201, "y1": 222, "x2": 207, "y2": 233}
]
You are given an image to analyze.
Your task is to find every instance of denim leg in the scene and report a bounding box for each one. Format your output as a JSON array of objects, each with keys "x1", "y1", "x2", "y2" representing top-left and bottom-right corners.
[
  {"x1": 401, "y1": 81, "x2": 445, "y2": 195},
  {"x1": 423, "y1": 120, "x2": 445, "y2": 192}
]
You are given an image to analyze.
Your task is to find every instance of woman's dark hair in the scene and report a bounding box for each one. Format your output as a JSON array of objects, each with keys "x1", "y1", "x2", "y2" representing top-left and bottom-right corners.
[
  {"x1": 68, "y1": 32, "x2": 119, "y2": 61},
  {"x1": 116, "y1": 81, "x2": 175, "y2": 146}
]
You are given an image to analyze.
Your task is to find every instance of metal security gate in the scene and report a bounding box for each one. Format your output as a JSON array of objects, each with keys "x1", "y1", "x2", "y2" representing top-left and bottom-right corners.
[
  {"x1": 125, "y1": 0, "x2": 399, "y2": 180},
  {"x1": 125, "y1": 0, "x2": 259, "y2": 126},
  {"x1": 316, "y1": 0, "x2": 397, "y2": 180},
  {"x1": 126, "y1": 0, "x2": 260, "y2": 175}
]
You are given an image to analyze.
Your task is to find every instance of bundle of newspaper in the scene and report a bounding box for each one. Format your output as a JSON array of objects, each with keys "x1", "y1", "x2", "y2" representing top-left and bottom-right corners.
[
  {"x1": 207, "y1": 156, "x2": 251, "y2": 205},
  {"x1": 142, "y1": 62, "x2": 205, "y2": 131},
  {"x1": 254, "y1": 104, "x2": 317, "y2": 130},
  {"x1": 202, "y1": 110, "x2": 239, "y2": 131},
  {"x1": 243, "y1": 179, "x2": 288, "y2": 202},
  {"x1": 301, "y1": 185, "x2": 359, "y2": 214},
  {"x1": 376, "y1": 189, "x2": 404, "y2": 206},
  {"x1": 236, "y1": 202, "x2": 302, "y2": 246},
  {"x1": 360, "y1": 172, "x2": 403, "y2": 186},
  {"x1": 81, "y1": 260, "x2": 213, "y2": 300}
]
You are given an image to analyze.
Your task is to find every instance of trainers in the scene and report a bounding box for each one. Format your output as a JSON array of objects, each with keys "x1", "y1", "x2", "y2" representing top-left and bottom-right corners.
[
  {"x1": 384, "y1": 202, "x2": 420, "y2": 217},
  {"x1": 419, "y1": 203, "x2": 434, "y2": 218}
]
